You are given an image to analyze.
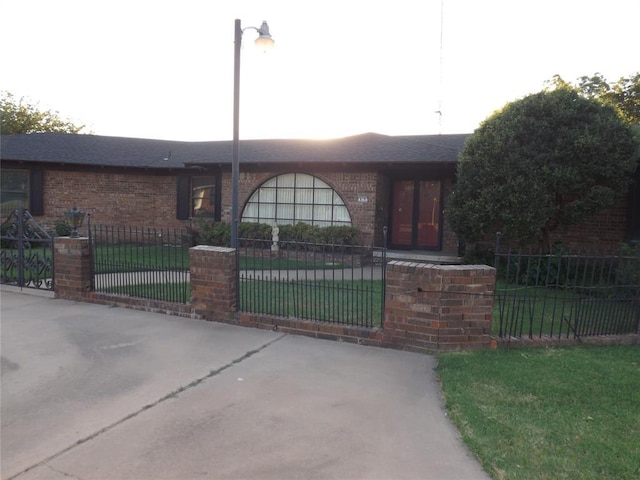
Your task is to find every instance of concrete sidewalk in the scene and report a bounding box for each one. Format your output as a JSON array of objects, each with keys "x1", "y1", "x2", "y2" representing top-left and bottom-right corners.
[{"x1": 1, "y1": 286, "x2": 489, "y2": 480}]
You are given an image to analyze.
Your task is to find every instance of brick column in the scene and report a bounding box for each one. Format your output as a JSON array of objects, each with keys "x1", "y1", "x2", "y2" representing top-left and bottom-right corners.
[
  {"x1": 53, "y1": 237, "x2": 92, "y2": 300},
  {"x1": 383, "y1": 262, "x2": 496, "y2": 352},
  {"x1": 189, "y1": 246, "x2": 238, "y2": 322}
]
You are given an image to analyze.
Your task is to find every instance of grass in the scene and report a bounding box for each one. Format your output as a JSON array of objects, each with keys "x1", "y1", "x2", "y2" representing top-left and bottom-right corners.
[
  {"x1": 104, "y1": 282, "x2": 190, "y2": 303},
  {"x1": 437, "y1": 345, "x2": 640, "y2": 480},
  {"x1": 93, "y1": 244, "x2": 190, "y2": 272},
  {"x1": 241, "y1": 279, "x2": 383, "y2": 327},
  {"x1": 104, "y1": 279, "x2": 385, "y2": 327},
  {"x1": 493, "y1": 281, "x2": 639, "y2": 338},
  {"x1": 92, "y1": 244, "x2": 345, "y2": 273},
  {"x1": 239, "y1": 255, "x2": 345, "y2": 270}
]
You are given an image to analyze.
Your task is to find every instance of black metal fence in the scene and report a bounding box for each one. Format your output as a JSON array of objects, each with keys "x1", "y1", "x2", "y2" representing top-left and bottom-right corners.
[
  {"x1": 238, "y1": 238, "x2": 386, "y2": 327},
  {"x1": 90, "y1": 224, "x2": 192, "y2": 303},
  {"x1": 494, "y1": 236, "x2": 640, "y2": 339},
  {"x1": 0, "y1": 208, "x2": 54, "y2": 290}
]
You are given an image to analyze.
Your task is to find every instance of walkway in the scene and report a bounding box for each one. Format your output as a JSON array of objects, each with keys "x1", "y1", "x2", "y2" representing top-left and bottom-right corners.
[{"x1": 1, "y1": 285, "x2": 489, "y2": 480}]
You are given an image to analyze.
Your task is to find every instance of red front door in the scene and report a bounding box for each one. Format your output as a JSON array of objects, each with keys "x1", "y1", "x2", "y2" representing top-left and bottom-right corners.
[{"x1": 390, "y1": 180, "x2": 441, "y2": 249}]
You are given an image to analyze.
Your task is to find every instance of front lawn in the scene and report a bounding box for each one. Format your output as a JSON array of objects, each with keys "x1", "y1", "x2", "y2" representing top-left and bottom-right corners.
[
  {"x1": 92, "y1": 244, "x2": 346, "y2": 273},
  {"x1": 241, "y1": 279, "x2": 383, "y2": 326},
  {"x1": 104, "y1": 279, "x2": 384, "y2": 327},
  {"x1": 493, "y1": 280, "x2": 639, "y2": 338},
  {"x1": 437, "y1": 345, "x2": 640, "y2": 480}
]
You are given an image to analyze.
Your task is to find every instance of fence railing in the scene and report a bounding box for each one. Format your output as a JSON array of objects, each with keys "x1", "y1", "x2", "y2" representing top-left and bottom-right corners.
[
  {"x1": 90, "y1": 224, "x2": 192, "y2": 303},
  {"x1": 237, "y1": 238, "x2": 386, "y2": 327},
  {"x1": 493, "y1": 237, "x2": 640, "y2": 339}
]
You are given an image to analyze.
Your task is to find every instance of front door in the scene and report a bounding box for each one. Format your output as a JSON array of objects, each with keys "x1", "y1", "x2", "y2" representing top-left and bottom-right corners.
[{"x1": 390, "y1": 180, "x2": 441, "y2": 249}]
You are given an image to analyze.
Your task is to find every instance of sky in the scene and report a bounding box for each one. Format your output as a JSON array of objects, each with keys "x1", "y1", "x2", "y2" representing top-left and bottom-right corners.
[{"x1": 2, "y1": 0, "x2": 638, "y2": 142}]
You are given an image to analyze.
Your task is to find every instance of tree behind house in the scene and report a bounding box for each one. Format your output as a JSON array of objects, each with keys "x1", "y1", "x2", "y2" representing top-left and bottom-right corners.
[{"x1": 0, "y1": 91, "x2": 86, "y2": 134}]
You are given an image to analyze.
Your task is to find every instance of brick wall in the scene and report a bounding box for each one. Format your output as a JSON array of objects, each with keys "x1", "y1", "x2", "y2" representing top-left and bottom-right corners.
[
  {"x1": 553, "y1": 200, "x2": 629, "y2": 251},
  {"x1": 383, "y1": 262, "x2": 496, "y2": 352},
  {"x1": 41, "y1": 170, "x2": 184, "y2": 231},
  {"x1": 187, "y1": 248, "x2": 495, "y2": 352},
  {"x1": 36, "y1": 166, "x2": 631, "y2": 253},
  {"x1": 54, "y1": 241, "x2": 637, "y2": 351},
  {"x1": 189, "y1": 245, "x2": 237, "y2": 321},
  {"x1": 53, "y1": 237, "x2": 92, "y2": 301}
]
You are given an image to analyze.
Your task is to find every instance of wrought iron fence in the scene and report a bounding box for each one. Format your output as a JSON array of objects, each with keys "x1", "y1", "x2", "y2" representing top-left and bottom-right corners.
[
  {"x1": 493, "y1": 236, "x2": 640, "y2": 339},
  {"x1": 238, "y1": 238, "x2": 386, "y2": 327},
  {"x1": 90, "y1": 224, "x2": 192, "y2": 303},
  {"x1": 0, "y1": 208, "x2": 54, "y2": 290}
]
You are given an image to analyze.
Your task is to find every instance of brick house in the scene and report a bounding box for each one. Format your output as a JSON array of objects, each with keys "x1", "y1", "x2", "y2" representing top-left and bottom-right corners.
[{"x1": 1, "y1": 132, "x2": 639, "y2": 252}]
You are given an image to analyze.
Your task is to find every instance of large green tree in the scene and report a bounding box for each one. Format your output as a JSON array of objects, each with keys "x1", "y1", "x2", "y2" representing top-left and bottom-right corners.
[
  {"x1": 0, "y1": 91, "x2": 86, "y2": 134},
  {"x1": 549, "y1": 72, "x2": 640, "y2": 124},
  {"x1": 447, "y1": 88, "x2": 639, "y2": 251}
]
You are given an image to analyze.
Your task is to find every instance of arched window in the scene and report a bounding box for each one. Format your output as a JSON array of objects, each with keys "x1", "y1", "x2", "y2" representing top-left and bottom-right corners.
[{"x1": 242, "y1": 173, "x2": 351, "y2": 227}]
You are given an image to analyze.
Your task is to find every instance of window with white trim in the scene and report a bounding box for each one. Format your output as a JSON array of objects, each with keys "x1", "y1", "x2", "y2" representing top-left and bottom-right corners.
[{"x1": 242, "y1": 173, "x2": 351, "y2": 227}]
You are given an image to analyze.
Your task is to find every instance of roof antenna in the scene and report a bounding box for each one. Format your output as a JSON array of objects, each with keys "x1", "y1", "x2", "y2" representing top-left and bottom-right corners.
[
  {"x1": 163, "y1": 151, "x2": 172, "y2": 161},
  {"x1": 437, "y1": 0, "x2": 444, "y2": 134}
]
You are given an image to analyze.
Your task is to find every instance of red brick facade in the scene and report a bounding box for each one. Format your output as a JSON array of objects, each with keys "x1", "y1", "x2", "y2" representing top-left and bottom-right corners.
[
  {"x1": 10, "y1": 165, "x2": 633, "y2": 253},
  {"x1": 28, "y1": 167, "x2": 461, "y2": 253},
  {"x1": 40, "y1": 170, "x2": 183, "y2": 230},
  {"x1": 553, "y1": 200, "x2": 629, "y2": 251}
]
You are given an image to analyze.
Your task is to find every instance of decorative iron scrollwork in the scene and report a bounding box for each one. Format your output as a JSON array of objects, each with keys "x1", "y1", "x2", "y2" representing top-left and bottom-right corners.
[{"x1": 0, "y1": 208, "x2": 54, "y2": 290}]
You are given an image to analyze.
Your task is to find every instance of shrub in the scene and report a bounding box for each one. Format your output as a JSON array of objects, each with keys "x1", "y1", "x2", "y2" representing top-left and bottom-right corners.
[
  {"x1": 239, "y1": 222, "x2": 272, "y2": 242},
  {"x1": 193, "y1": 220, "x2": 362, "y2": 248},
  {"x1": 318, "y1": 225, "x2": 360, "y2": 245},
  {"x1": 195, "y1": 220, "x2": 230, "y2": 246},
  {"x1": 54, "y1": 220, "x2": 71, "y2": 237},
  {"x1": 461, "y1": 243, "x2": 494, "y2": 265}
]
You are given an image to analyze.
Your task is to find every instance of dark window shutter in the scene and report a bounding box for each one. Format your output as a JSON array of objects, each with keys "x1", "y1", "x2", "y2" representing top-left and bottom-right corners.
[
  {"x1": 176, "y1": 175, "x2": 190, "y2": 220},
  {"x1": 30, "y1": 169, "x2": 44, "y2": 215}
]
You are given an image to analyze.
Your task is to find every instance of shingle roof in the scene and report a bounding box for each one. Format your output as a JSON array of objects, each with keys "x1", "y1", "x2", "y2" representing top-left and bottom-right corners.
[{"x1": 1, "y1": 132, "x2": 469, "y2": 169}]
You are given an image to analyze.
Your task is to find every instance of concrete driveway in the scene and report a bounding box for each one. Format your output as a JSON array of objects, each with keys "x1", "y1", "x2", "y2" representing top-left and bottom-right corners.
[{"x1": 1, "y1": 286, "x2": 489, "y2": 480}]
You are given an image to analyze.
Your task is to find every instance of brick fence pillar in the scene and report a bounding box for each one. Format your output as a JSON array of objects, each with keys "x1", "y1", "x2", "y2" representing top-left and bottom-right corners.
[
  {"x1": 189, "y1": 245, "x2": 238, "y2": 322},
  {"x1": 383, "y1": 262, "x2": 496, "y2": 352},
  {"x1": 53, "y1": 237, "x2": 92, "y2": 300}
]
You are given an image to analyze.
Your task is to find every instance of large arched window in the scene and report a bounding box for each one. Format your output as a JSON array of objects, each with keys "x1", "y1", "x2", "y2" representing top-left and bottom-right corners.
[{"x1": 242, "y1": 173, "x2": 351, "y2": 227}]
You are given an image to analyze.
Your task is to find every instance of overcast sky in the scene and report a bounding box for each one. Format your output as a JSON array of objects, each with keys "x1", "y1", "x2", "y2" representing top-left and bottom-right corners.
[{"x1": 2, "y1": 0, "x2": 638, "y2": 141}]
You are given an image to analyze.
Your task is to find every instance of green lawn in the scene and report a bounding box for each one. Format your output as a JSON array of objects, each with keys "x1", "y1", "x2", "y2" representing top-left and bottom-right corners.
[
  {"x1": 92, "y1": 244, "x2": 345, "y2": 273},
  {"x1": 104, "y1": 282, "x2": 190, "y2": 304},
  {"x1": 241, "y1": 279, "x2": 383, "y2": 327},
  {"x1": 93, "y1": 244, "x2": 190, "y2": 273},
  {"x1": 493, "y1": 282, "x2": 639, "y2": 338},
  {"x1": 104, "y1": 279, "x2": 384, "y2": 327},
  {"x1": 437, "y1": 345, "x2": 640, "y2": 480}
]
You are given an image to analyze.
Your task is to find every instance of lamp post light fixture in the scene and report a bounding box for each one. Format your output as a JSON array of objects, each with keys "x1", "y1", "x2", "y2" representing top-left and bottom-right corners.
[
  {"x1": 64, "y1": 205, "x2": 86, "y2": 238},
  {"x1": 231, "y1": 19, "x2": 274, "y2": 248}
]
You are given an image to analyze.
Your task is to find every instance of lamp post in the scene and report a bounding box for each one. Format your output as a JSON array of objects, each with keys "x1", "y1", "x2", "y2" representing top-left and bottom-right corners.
[
  {"x1": 64, "y1": 205, "x2": 85, "y2": 238},
  {"x1": 231, "y1": 19, "x2": 274, "y2": 248}
]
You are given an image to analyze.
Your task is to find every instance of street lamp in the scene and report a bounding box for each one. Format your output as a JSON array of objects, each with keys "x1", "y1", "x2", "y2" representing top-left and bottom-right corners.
[
  {"x1": 231, "y1": 19, "x2": 274, "y2": 248},
  {"x1": 64, "y1": 205, "x2": 85, "y2": 238}
]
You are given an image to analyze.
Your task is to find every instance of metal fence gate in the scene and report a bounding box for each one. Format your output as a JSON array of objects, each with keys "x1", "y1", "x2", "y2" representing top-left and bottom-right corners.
[{"x1": 0, "y1": 208, "x2": 54, "y2": 290}]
